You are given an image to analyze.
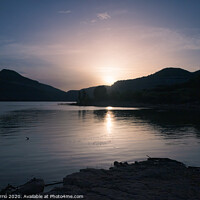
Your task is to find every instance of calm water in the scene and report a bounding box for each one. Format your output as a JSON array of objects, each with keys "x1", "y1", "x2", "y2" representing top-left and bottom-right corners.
[{"x1": 0, "y1": 102, "x2": 200, "y2": 189}]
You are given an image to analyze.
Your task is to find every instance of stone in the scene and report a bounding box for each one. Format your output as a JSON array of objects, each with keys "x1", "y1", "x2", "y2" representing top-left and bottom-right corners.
[
  {"x1": 15, "y1": 178, "x2": 45, "y2": 195},
  {"x1": 2, "y1": 158, "x2": 200, "y2": 200}
]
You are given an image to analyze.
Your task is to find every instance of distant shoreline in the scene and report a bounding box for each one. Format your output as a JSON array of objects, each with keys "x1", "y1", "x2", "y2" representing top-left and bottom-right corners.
[
  {"x1": 0, "y1": 100, "x2": 72, "y2": 102},
  {"x1": 63, "y1": 101, "x2": 200, "y2": 111}
]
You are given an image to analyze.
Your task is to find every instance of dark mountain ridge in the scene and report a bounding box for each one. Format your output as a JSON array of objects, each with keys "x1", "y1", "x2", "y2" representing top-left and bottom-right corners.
[
  {"x1": 137, "y1": 72, "x2": 200, "y2": 104},
  {"x1": 72, "y1": 67, "x2": 199, "y2": 102},
  {"x1": 1, "y1": 67, "x2": 199, "y2": 102},
  {"x1": 74, "y1": 67, "x2": 200, "y2": 106},
  {"x1": 0, "y1": 69, "x2": 69, "y2": 101},
  {"x1": 111, "y1": 68, "x2": 193, "y2": 92}
]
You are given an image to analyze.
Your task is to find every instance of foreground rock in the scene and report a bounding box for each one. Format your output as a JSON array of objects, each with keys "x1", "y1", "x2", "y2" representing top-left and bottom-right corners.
[
  {"x1": 0, "y1": 178, "x2": 44, "y2": 196},
  {"x1": 1, "y1": 158, "x2": 200, "y2": 199},
  {"x1": 47, "y1": 158, "x2": 200, "y2": 200}
]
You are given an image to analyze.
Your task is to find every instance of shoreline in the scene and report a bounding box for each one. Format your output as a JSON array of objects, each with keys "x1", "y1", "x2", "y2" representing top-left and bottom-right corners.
[
  {"x1": 64, "y1": 102, "x2": 200, "y2": 111},
  {"x1": 1, "y1": 158, "x2": 200, "y2": 199}
]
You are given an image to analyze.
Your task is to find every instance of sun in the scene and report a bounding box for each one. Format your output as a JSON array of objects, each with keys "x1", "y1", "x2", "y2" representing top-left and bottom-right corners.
[{"x1": 104, "y1": 76, "x2": 115, "y2": 85}]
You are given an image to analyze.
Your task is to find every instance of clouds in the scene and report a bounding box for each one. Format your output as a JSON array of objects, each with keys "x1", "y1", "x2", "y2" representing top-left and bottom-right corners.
[
  {"x1": 0, "y1": 42, "x2": 84, "y2": 59},
  {"x1": 1, "y1": 1, "x2": 200, "y2": 90},
  {"x1": 95, "y1": 10, "x2": 127, "y2": 21},
  {"x1": 82, "y1": 12, "x2": 111, "y2": 25},
  {"x1": 137, "y1": 27, "x2": 200, "y2": 51},
  {"x1": 58, "y1": 10, "x2": 71, "y2": 14},
  {"x1": 90, "y1": 9, "x2": 127, "y2": 24},
  {"x1": 97, "y1": 12, "x2": 111, "y2": 20},
  {"x1": 91, "y1": 19, "x2": 97, "y2": 23},
  {"x1": 1, "y1": 24, "x2": 200, "y2": 90}
]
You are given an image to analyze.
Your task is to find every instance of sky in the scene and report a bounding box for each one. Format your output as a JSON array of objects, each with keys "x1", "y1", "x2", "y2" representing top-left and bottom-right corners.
[{"x1": 0, "y1": 0, "x2": 200, "y2": 91}]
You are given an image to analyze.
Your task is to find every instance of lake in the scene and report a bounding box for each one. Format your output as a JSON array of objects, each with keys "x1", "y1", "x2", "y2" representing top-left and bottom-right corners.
[{"x1": 0, "y1": 102, "x2": 200, "y2": 190}]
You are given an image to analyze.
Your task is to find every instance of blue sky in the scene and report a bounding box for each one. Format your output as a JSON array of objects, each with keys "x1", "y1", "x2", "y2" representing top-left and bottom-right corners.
[{"x1": 0, "y1": 0, "x2": 200, "y2": 90}]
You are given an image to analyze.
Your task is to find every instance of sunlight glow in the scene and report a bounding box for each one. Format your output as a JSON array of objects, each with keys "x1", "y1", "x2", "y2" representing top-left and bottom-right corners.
[
  {"x1": 106, "y1": 106, "x2": 113, "y2": 110},
  {"x1": 104, "y1": 76, "x2": 115, "y2": 85},
  {"x1": 106, "y1": 112, "x2": 112, "y2": 134}
]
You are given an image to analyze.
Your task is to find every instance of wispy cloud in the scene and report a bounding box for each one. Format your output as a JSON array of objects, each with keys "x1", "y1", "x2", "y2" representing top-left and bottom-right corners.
[
  {"x1": 97, "y1": 12, "x2": 111, "y2": 20},
  {"x1": 0, "y1": 43, "x2": 84, "y2": 58},
  {"x1": 58, "y1": 10, "x2": 71, "y2": 14},
  {"x1": 91, "y1": 19, "x2": 97, "y2": 23},
  {"x1": 0, "y1": 38, "x2": 15, "y2": 45},
  {"x1": 88, "y1": 10, "x2": 127, "y2": 25},
  {"x1": 139, "y1": 27, "x2": 200, "y2": 51}
]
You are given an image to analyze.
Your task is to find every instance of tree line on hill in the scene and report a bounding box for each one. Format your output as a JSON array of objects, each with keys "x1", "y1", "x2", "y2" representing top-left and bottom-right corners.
[
  {"x1": 0, "y1": 67, "x2": 199, "y2": 104},
  {"x1": 77, "y1": 72, "x2": 200, "y2": 105}
]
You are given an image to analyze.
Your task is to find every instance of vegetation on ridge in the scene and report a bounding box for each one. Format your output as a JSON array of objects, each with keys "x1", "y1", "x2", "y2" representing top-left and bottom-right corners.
[{"x1": 77, "y1": 68, "x2": 200, "y2": 105}]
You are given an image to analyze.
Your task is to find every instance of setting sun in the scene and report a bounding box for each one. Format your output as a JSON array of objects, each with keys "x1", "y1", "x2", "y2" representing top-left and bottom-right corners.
[{"x1": 104, "y1": 76, "x2": 115, "y2": 85}]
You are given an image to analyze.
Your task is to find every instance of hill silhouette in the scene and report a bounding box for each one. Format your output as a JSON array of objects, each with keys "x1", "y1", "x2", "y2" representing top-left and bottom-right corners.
[
  {"x1": 1, "y1": 67, "x2": 199, "y2": 103},
  {"x1": 75, "y1": 67, "x2": 200, "y2": 105},
  {"x1": 0, "y1": 69, "x2": 70, "y2": 101},
  {"x1": 111, "y1": 68, "x2": 193, "y2": 92},
  {"x1": 124, "y1": 73, "x2": 200, "y2": 104}
]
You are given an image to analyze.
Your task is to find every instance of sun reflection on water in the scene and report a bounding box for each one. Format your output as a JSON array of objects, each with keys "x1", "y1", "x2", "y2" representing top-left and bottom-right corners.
[
  {"x1": 106, "y1": 106, "x2": 113, "y2": 110},
  {"x1": 106, "y1": 111, "x2": 112, "y2": 134}
]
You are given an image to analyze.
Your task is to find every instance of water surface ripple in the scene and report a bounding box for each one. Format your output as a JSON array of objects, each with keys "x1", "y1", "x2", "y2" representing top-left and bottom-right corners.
[{"x1": 0, "y1": 102, "x2": 200, "y2": 189}]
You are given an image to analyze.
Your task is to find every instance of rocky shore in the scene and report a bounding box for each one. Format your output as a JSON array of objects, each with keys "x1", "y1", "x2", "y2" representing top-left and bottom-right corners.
[{"x1": 1, "y1": 158, "x2": 200, "y2": 199}]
